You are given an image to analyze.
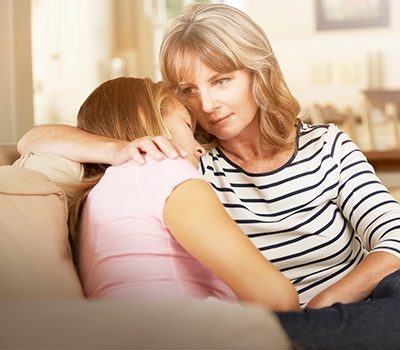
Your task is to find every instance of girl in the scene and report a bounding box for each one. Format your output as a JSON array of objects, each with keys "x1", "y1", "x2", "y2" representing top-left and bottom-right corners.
[{"x1": 70, "y1": 76, "x2": 298, "y2": 311}]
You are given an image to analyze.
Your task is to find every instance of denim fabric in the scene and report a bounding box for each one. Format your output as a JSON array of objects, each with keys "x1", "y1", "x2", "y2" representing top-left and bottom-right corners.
[{"x1": 277, "y1": 269, "x2": 400, "y2": 350}]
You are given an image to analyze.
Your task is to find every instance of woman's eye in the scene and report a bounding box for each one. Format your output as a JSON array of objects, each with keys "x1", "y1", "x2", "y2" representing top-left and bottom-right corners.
[
  {"x1": 215, "y1": 78, "x2": 229, "y2": 87},
  {"x1": 185, "y1": 122, "x2": 193, "y2": 130},
  {"x1": 180, "y1": 87, "x2": 195, "y2": 97}
]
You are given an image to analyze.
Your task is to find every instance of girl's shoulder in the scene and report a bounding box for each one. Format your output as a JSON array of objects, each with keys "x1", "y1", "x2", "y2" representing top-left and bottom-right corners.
[
  {"x1": 90, "y1": 157, "x2": 205, "y2": 218},
  {"x1": 92, "y1": 157, "x2": 202, "y2": 197},
  {"x1": 107, "y1": 156, "x2": 200, "y2": 178}
]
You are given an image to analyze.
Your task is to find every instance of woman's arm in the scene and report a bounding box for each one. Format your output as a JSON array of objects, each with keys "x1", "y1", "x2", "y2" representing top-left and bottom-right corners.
[
  {"x1": 308, "y1": 126, "x2": 400, "y2": 308},
  {"x1": 164, "y1": 179, "x2": 300, "y2": 312},
  {"x1": 17, "y1": 124, "x2": 187, "y2": 165},
  {"x1": 307, "y1": 251, "x2": 400, "y2": 309}
]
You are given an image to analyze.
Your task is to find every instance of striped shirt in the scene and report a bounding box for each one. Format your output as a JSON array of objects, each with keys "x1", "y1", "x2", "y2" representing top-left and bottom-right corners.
[{"x1": 199, "y1": 121, "x2": 400, "y2": 305}]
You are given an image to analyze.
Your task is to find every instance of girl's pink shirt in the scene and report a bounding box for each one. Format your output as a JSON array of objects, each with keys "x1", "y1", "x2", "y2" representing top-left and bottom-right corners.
[{"x1": 78, "y1": 157, "x2": 237, "y2": 302}]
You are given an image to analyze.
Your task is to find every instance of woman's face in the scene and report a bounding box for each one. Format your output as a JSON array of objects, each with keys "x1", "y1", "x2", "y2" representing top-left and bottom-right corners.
[
  {"x1": 163, "y1": 98, "x2": 206, "y2": 168},
  {"x1": 177, "y1": 59, "x2": 259, "y2": 142}
]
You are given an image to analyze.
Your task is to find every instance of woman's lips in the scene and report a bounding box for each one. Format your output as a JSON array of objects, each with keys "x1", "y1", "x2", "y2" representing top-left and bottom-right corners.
[{"x1": 210, "y1": 114, "x2": 232, "y2": 125}]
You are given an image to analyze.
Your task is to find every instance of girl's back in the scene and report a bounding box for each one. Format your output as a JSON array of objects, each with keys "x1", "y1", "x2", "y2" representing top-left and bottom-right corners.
[{"x1": 78, "y1": 157, "x2": 237, "y2": 302}]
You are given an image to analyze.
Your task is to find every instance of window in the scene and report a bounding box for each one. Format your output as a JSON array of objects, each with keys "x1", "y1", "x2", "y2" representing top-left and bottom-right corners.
[{"x1": 153, "y1": 0, "x2": 244, "y2": 79}]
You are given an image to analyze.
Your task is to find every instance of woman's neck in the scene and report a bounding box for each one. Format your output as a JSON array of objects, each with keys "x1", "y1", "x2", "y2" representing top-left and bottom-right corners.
[
  {"x1": 219, "y1": 135, "x2": 271, "y2": 162},
  {"x1": 217, "y1": 127, "x2": 297, "y2": 173}
]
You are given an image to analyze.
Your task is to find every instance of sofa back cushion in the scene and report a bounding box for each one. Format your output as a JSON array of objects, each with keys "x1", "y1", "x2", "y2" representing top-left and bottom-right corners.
[
  {"x1": 13, "y1": 152, "x2": 84, "y2": 198},
  {"x1": 0, "y1": 166, "x2": 83, "y2": 298},
  {"x1": 0, "y1": 144, "x2": 19, "y2": 166}
]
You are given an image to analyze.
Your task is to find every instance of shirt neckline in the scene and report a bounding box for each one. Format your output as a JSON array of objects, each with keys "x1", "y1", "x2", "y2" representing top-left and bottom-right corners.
[{"x1": 213, "y1": 120, "x2": 301, "y2": 176}]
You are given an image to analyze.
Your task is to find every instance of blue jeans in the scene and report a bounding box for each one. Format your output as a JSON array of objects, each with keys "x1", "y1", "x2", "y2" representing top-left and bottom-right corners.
[{"x1": 277, "y1": 269, "x2": 400, "y2": 350}]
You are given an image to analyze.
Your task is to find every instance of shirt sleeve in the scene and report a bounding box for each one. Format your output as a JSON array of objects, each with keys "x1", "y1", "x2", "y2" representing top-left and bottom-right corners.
[
  {"x1": 329, "y1": 124, "x2": 400, "y2": 258},
  {"x1": 133, "y1": 157, "x2": 206, "y2": 225}
]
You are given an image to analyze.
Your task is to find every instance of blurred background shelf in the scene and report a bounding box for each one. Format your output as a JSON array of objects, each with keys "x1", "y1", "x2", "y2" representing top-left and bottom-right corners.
[
  {"x1": 365, "y1": 150, "x2": 400, "y2": 201},
  {"x1": 363, "y1": 89, "x2": 400, "y2": 111},
  {"x1": 365, "y1": 150, "x2": 400, "y2": 171}
]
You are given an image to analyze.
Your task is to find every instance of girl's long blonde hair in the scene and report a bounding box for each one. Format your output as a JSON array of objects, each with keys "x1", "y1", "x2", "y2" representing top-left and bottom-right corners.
[
  {"x1": 160, "y1": 3, "x2": 300, "y2": 151},
  {"x1": 69, "y1": 77, "x2": 174, "y2": 243}
]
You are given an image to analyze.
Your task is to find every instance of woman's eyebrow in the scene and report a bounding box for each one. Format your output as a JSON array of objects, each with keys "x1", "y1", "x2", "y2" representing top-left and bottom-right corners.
[
  {"x1": 177, "y1": 78, "x2": 193, "y2": 85},
  {"x1": 208, "y1": 73, "x2": 223, "y2": 82}
]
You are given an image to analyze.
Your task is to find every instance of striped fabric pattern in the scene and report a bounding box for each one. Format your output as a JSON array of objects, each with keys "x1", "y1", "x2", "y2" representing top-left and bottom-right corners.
[{"x1": 200, "y1": 121, "x2": 400, "y2": 305}]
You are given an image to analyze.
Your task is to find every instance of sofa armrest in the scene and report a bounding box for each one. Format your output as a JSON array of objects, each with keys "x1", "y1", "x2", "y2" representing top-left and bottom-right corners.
[{"x1": 0, "y1": 166, "x2": 83, "y2": 298}]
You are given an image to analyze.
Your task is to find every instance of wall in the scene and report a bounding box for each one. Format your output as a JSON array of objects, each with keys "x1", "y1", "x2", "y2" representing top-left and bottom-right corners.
[
  {"x1": 3, "y1": 0, "x2": 399, "y2": 136},
  {"x1": 244, "y1": 0, "x2": 400, "y2": 110},
  {"x1": 0, "y1": 0, "x2": 34, "y2": 143},
  {"x1": 31, "y1": 0, "x2": 156, "y2": 126},
  {"x1": 113, "y1": 0, "x2": 157, "y2": 79},
  {"x1": 31, "y1": 0, "x2": 114, "y2": 126}
]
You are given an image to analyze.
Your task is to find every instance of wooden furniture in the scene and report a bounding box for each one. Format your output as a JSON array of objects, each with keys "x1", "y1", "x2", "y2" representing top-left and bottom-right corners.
[
  {"x1": 362, "y1": 89, "x2": 400, "y2": 111},
  {"x1": 364, "y1": 150, "x2": 400, "y2": 172}
]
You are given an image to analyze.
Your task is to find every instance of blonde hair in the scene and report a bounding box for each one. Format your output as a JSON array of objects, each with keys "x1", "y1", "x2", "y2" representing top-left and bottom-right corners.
[
  {"x1": 160, "y1": 3, "x2": 300, "y2": 150},
  {"x1": 69, "y1": 77, "x2": 174, "y2": 242}
]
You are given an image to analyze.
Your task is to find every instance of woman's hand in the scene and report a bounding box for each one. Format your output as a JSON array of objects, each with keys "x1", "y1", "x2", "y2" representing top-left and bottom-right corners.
[
  {"x1": 306, "y1": 252, "x2": 400, "y2": 309},
  {"x1": 111, "y1": 136, "x2": 188, "y2": 165},
  {"x1": 306, "y1": 290, "x2": 337, "y2": 309}
]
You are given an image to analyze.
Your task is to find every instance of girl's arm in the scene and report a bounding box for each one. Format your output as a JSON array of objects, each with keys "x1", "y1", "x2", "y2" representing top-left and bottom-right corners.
[
  {"x1": 17, "y1": 124, "x2": 187, "y2": 165},
  {"x1": 164, "y1": 179, "x2": 300, "y2": 312}
]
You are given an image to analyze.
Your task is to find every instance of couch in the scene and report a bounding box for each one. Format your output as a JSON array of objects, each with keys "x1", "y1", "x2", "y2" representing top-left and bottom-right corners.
[{"x1": 0, "y1": 143, "x2": 290, "y2": 349}]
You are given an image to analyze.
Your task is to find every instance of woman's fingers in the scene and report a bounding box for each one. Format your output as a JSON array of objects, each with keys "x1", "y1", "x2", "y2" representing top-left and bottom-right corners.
[
  {"x1": 114, "y1": 136, "x2": 188, "y2": 165},
  {"x1": 153, "y1": 136, "x2": 188, "y2": 159}
]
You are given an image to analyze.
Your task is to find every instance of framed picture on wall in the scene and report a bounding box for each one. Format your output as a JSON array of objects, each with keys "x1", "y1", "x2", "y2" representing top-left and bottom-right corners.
[{"x1": 315, "y1": 0, "x2": 390, "y2": 30}]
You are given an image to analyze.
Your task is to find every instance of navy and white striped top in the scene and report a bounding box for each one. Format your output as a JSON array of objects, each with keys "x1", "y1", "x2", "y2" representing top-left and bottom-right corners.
[{"x1": 199, "y1": 121, "x2": 400, "y2": 305}]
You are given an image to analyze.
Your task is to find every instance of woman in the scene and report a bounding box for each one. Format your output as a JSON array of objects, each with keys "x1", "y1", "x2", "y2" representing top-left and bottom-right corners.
[
  {"x1": 158, "y1": 2, "x2": 400, "y2": 307},
  {"x1": 18, "y1": 3, "x2": 400, "y2": 349},
  {"x1": 67, "y1": 76, "x2": 298, "y2": 311}
]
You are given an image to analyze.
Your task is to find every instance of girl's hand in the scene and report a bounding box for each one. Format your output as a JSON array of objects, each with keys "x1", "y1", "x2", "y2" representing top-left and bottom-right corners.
[{"x1": 111, "y1": 136, "x2": 188, "y2": 165}]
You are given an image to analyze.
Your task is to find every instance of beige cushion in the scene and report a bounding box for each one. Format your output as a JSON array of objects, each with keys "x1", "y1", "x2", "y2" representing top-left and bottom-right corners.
[
  {"x1": 0, "y1": 299, "x2": 290, "y2": 349},
  {"x1": 13, "y1": 152, "x2": 84, "y2": 197},
  {"x1": 0, "y1": 166, "x2": 83, "y2": 298},
  {"x1": 0, "y1": 144, "x2": 19, "y2": 166}
]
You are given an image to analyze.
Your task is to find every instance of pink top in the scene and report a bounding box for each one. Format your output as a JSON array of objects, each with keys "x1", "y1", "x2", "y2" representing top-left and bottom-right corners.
[{"x1": 78, "y1": 157, "x2": 237, "y2": 302}]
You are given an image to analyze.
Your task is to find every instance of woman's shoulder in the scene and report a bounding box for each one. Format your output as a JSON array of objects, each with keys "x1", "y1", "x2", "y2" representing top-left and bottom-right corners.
[
  {"x1": 295, "y1": 121, "x2": 347, "y2": 162},
  {"x1": 298, "y1": 121, "x2": 342, "y2": 146},
  {"x1": 298, "y1": 120, "x2": 339, "y2": 136}
]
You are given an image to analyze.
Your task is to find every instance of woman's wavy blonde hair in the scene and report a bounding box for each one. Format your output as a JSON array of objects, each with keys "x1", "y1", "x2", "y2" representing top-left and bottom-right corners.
[
  {"x1": 68, "y1": 77, "x2": 174, "y2": 243},
  {"x1": 160, "y1": 3, "x2": 300, "y2": 151}
]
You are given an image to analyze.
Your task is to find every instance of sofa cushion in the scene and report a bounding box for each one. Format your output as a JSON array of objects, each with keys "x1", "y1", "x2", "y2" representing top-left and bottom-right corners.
[
  {"x1": 13, "y1": 152, "x2": 84, "y2": 197},
  {"x1": 0, "y1": 299, "x2": 290, "y2": 349},
  {"x1": 0, "y1": 166, "x2": 83, "y2": 298},
  {"x1": 0, "y1": 144, "x2": 19, "y2": 166}
]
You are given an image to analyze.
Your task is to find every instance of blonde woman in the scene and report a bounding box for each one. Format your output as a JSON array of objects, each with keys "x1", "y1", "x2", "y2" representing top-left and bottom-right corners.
[{"x1": 18, "y1": 4, "x2": 400, "y2": 348}]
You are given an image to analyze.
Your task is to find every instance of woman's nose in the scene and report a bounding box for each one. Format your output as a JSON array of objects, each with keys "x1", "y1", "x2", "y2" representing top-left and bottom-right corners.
[{"x1": 200, "y1": 89, "x2": 216, "y2": 113}]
